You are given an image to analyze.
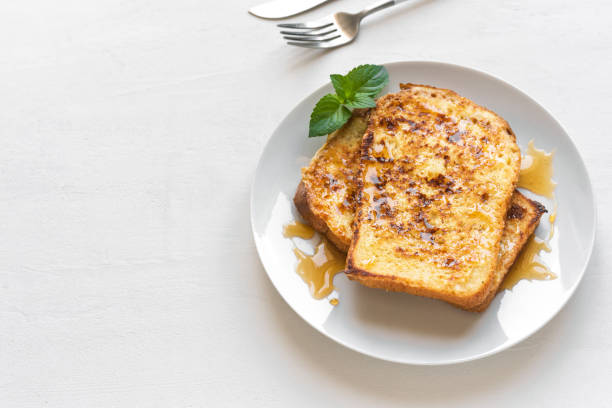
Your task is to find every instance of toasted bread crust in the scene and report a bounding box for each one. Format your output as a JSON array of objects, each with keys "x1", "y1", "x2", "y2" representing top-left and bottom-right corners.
[
  {"x1": 294, "y1": 180, "x2": 350, "y2": 252},
  {"x1": 345, "y1": 264, "x2": 493, "y2": 308}
]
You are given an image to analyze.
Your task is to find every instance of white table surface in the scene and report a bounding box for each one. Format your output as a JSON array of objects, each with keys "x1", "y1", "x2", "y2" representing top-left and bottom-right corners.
[{"x1": 1, "y1": 0, "x2": 611, "y2": 406}]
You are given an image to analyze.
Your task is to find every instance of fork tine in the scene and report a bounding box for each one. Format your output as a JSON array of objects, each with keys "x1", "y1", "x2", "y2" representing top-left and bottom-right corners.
[
  {"x1": 286, "y1": 41, "x2": 329, "y2": 49},
  {"x1": 279, "y1": 28, "x2": 337, "y2": 37},
  {"x1": 283, "y1": 34, "x2": 341, "y2": 42},
  {"x1": 277, "y1": 22, "x2": 333, "y2": 30},
  {"x1": 286, "y1": 36, "x2": 348, "y2": 49}
]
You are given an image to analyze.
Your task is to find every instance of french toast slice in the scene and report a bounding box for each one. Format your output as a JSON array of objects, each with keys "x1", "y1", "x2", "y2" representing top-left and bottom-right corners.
[
  {"x1": 345, "y1": 84, "x2": 522, "y2": 309},
  {"x1": 295, "y1": 110, "x2": 369, "y2": 252},
  {"x1": 467, "y1": 191, "x2": 546, "y2": 311},
  {"x1": 295, "y1": 110, "x2": 545, "y2": 311}
]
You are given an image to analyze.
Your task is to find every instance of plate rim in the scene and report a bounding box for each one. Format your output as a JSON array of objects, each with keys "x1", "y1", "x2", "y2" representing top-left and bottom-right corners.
[{"x1": 250, "y1": 60, "x2": 597, "y2": 365}]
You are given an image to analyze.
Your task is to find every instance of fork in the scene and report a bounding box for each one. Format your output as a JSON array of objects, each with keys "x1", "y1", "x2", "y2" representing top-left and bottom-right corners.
[{"x1": 278, "y1": 0, "x2": 413, "y2": 49}]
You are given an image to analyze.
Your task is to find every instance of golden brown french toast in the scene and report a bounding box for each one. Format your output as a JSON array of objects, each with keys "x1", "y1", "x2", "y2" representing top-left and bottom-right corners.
[
  {"x1": 295, "y1": 110, "x2": 369, "y2": 252},
  {"x1": 345, "y1": 84, "x2": 522, "y2": 309},
  {"x1": 295, "y1": 107, "x2": 545, "y2": 311}
]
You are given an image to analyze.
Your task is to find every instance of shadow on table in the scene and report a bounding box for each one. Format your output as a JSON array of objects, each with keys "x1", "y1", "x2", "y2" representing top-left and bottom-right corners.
[
  {"x1": 328, "y1": 277, "x2": 480, "y2": 338},
  {"x1": 318, "y1": 277, "x2": 509, "y2": 364},
  {"x1": 251, "y1": 239, "x2": 600, "y2": 405}
]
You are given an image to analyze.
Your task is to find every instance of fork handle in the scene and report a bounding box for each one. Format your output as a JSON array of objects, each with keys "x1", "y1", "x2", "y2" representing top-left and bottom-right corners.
[{"x1": 358, "y1": 0, "x2": 411, "y2": 19}]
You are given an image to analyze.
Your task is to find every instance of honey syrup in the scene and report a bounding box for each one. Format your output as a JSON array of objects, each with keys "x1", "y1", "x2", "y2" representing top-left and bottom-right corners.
[
  {"x1": 283, "y1": 221, "x2": 315, "y2": 240},
  {"x1": 284, "y1": 221, "x2": 346, "y2": 299},
  {"x1": 500, "y1": 235, "x2": 556, "y2": 291},
  {"x1": 501, "y1": 140, "x2": 557, "y2": 289},
  {"x1": 517, "y1": 140, "x2": 556, "y2": 198}
]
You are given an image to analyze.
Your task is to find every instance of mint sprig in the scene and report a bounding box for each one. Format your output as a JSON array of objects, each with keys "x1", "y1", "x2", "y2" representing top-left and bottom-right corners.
[{"x1": 309, "y1": 64, "x2": 389, "y2": 137}]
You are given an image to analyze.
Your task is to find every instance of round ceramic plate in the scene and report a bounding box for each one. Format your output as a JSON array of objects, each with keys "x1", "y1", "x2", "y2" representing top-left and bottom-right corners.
[{"x1": 250, "y1": 61, "x2": 596, "y2": 365}]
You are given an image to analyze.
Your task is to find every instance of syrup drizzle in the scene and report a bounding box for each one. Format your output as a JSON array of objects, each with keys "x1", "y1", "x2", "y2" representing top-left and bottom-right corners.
[
  {"x1": 283, "y1": 221, "x2": 315, "y2": 240},
  {"x1": 284, "y1": 221, "x2": 345, "y2": 300},
  {"x1": 517, "y1": 140, "x2": 556, "y2": 198},
  {"x1": 501, "y1": 141, "x2": 557, "y2": 290},
  {"x1": 500, "y1": 235, "x2": 556, "y2": 291}
]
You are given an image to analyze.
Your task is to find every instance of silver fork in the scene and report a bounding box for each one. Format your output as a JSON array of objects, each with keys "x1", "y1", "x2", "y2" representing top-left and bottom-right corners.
[{"x1": 278, "y1": 0, "x2": 413, "y2": 49}]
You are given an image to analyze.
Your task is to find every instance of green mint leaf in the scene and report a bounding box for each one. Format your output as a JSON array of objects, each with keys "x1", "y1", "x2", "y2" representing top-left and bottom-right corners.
[
  {"x1": 309, "y1": 94, "x2": 352, "y2": 137},
  {"x1": 345, "y1": 64, "x2": 389, "y2": 97},
  {"x1": 329, "y1": 74, "x2": 352, "y2": 102},
  {"x1": 307, "y1": 64, "x2": 388, "y2": 137},
  {"x1": 344, "y1": 93, "x2": 376, "y2": 109}
]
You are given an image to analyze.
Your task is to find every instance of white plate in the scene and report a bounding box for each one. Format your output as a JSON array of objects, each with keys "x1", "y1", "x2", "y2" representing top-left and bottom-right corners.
[{"x1": 250, "y1": 61, "x2": 596, "y2": 365}]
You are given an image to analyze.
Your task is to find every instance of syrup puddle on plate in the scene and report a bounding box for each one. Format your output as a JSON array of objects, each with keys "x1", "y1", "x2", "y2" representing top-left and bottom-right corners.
[
  {"x1": 517, "y1": 140, "x2": 556, "y2": 198},
  {"x1": 283, "y1": 221, "x2": 315, "y2": 240},
  {"x1": 501, "y1": 140, "x2": 557, "y2": 290},
  {"x1": 500, "y1": 235, "x2": 556, "y2": 291},
  {"x1": 283, "y1": 221, "x2": 346, "y2": 300}
]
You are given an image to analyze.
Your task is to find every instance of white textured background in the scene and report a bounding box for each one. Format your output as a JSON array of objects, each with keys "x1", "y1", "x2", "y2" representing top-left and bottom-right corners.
[{"x1": 1, "y1": 0, "x2": 611, "y2": 406}]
